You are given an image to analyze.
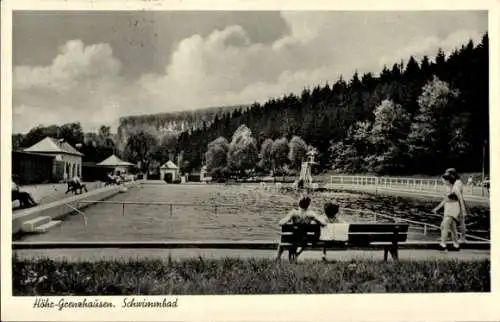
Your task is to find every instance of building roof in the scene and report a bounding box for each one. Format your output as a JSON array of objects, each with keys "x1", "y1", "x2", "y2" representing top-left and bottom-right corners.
[
  {"x1": 160, "y1": 160, "x2": 178, "y2": 169},
  {"x1": 23, "y1": 137, "x2": 84, "y2": 156},
  {"x1": 97, "y1": 154, "x2": 135, "y2": 167}
]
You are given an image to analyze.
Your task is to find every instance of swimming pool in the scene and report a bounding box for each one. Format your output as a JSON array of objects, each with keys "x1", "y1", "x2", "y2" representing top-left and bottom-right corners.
[{"x1": 15, "y1": 183, "x2": 490, "y2": 242}]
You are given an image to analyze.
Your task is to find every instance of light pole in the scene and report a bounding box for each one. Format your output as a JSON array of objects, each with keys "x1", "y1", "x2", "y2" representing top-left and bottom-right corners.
[{"x1": 482, "y1": 139, "x2": 487, "y2": 196}]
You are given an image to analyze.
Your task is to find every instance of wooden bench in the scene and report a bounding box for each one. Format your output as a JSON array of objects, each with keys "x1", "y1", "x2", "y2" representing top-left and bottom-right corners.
[
  {"x1": 279, "y1": 223, "x2": 409, "y2": 262},
  {"x1": 65, "y1": 181, "x2": 88, "y2": 195}
]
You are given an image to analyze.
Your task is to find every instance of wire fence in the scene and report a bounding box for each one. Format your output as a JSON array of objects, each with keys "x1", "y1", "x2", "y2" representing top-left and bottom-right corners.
[{"x1": 329, "y1": 175, "x2": 489, "y2": 197}]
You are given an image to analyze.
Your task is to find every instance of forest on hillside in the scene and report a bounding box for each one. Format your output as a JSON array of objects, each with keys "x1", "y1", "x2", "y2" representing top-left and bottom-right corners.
[
  {"x1": 116, "y1": 104, "x2": 249, "y2": 148},
  {"x1": 13, "y1": 33, "x2": 489, "y2": 176},
  {"x1": 177, "y1": 33, "x2": 489, "y2": 175}
]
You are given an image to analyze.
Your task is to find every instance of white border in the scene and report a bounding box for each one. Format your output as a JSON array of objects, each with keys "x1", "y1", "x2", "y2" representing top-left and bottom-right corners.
[{"x1": 2, "y1": 1, "x2": 499, "y2": 321}]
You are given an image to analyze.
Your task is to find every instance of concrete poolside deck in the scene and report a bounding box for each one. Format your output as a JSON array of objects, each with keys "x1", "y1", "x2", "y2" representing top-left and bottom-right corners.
[
  {"x1": 13, "y1": 181, "x2": 105, "y2": 209},
  {"x1": 12, "y1": 183, "x2": 135, "y2": 234}
]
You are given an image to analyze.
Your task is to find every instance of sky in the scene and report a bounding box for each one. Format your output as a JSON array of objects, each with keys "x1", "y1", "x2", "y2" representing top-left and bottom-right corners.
[{"x1": 12, "y1": 11, "x2": 488, "y2": 133}]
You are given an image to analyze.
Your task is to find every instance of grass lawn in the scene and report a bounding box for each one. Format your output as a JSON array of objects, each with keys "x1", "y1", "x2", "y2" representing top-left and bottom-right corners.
[{"x1": 13, "y1": 256, "x2": 490, "y2": 295}]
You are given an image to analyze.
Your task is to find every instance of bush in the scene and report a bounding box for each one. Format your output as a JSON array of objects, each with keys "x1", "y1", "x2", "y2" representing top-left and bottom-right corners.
[
  {"x1": 210, "y1": 167, "x2": 230, "y2": 183},
  {"x1": 12, "y1": 256, "x2": 490, "y2": 295}
]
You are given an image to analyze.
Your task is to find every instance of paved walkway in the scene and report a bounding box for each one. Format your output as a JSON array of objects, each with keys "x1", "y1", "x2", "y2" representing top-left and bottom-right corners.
[
  {"x1": 13, "y1": 248, "x2": 490, "y2": 263},
  {"x1": 13, "y1": 181, "x2": 105, "y2": 210}
]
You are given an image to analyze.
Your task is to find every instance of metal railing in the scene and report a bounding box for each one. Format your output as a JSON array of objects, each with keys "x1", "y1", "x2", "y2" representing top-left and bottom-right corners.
[
  {"x1": 74, "y1": 200, "x2": 246, "y2": 217},
  {"x1": 329, "y1": 175, "x2": 489, "y2": 197},
  {"x1": 341, "y1": 207, "x2": 489, "y2": 241}
]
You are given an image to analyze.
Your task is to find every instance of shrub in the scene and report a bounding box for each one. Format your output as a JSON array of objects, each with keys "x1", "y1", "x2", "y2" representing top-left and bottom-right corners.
[{"x1": 12, "y1": 256, "x2": 490, "y2": 295}]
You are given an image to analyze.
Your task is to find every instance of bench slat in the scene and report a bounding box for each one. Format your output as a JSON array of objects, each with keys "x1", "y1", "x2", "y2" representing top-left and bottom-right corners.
[
  {"x1": 281, "y1": 223, "x2": 409, "y2": 233},
  {"x1": 348, "y1": 224, "x2": 409, "y2": 233}
]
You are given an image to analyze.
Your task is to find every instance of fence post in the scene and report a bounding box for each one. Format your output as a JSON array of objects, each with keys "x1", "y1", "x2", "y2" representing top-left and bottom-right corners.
[
  {"x1": 373, "y1": 213, "x2": 377, "y2": 222},
  {"x1": 122, "y1": 203, "x2": 125, "y2": 217},
  {"x1": 170, "y1": 204, "x2": 173, "y2": 216},
  {"x1": 423, "y1": 224, "x2": 427, "y2": 236}
]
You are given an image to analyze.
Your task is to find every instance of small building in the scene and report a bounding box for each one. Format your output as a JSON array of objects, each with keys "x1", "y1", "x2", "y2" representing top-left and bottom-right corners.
[
  {"x1": 23, "y1": 137, "x2": 84, "y2": 181},
  {"x1": 200, "y1": 165, "x2": 212, "y2": 183},
  {"x1": 12, "y1": 151, "x2": 56, "y2": 184},
  {"x1": 97, "y1": 154, "x2": 135, "y2": 176},
  {"x1": 160, "y1": 161, "x2": 179, "y2": 182}
]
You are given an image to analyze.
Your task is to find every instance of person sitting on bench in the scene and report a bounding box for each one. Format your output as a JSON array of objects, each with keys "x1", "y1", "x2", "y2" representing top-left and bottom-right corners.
[
  {"x1": 276, "y1": 196, "x2": 327, "y2": 260},
  {"x1": 317, "y1": 202, "x2": 347, "y2": 261},
  {"x1": 72, "y1": 175, "x2": 88, "y2": 193},
  {"x1": 12, "y1": 177, "x2": 37, "y2": 208}
]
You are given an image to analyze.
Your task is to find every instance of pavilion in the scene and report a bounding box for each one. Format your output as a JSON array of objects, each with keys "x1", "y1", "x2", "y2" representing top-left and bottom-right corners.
[{"x1": 97, "y1": 154, "x2": 135, "y2": 175}]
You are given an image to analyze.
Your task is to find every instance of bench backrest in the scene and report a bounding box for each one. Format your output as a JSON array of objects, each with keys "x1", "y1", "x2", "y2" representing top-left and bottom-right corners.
[
  {"x1": 280, "y1": 223, "x2": 409, "y2": 245},
  {"x1": 347, "y1": 223, "x2": 409, "y2": 244}
]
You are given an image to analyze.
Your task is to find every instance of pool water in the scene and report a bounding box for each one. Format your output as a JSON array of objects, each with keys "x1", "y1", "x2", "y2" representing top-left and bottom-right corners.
[{"x1": 15, "y1": 183, "x2": 489, "y2": 242}]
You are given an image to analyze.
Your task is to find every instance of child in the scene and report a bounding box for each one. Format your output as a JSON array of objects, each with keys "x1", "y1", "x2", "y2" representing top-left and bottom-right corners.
[
  {"x1": 278, "y1": 196, "x2": 325, "y2": 225},
  {"x1": 444, "y1": 168, "x2": 467, "y2": 242},
  {"x1": 319, "y1": 202, "x2": 346, "y2": 261},
  {"x1": 276, "y1": 196, "x2": 326, "y2": 261},
  {"x1": 433, "y1": 173, "x2": 461, "y2": 250}
]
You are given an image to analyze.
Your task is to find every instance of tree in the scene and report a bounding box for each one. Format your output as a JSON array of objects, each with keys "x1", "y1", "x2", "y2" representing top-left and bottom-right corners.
[
  {"x1": 346, "y1": 121, "x2": 372, "y2": 172},
  {"x1": 124, "y1": 130, "x2": 158, "y2": 172},
  {"x1": 288, "y1": 136, "x2": 308, "y2": 170},
  {"x1": 367, "y1": 99, "x2": 411, "y2": 173},
  {"x1": 227, "y1": 125, "x2": 258, "y2": 176},
  {"x1": 151, "y1": 134, "x2": 178, "y2": 164},
  {"x1": 205, "y1": 137, "x2": 229, "y2": 173},
  {"x1": 12, "y1": 134, "x2": 24, "y2": 150},
  {"x1": 271, "y1": 137, "x2": 289, "y2": 178},
  {"x1": 329, "y1": 140, "x2": 359, "y2": 173},
  {"x1": 403, "y1": 56, "x2": 420, "y2": 81},
  {"x1": 59, "y1": 122, "x2": 84, "y2": 147},
  {"x1": 96, "y1": 125, "x2": 116, "y2": 158},
  {"x1": 407, "y1": 76, "x2": 462, "y2": 172},
  {"x1": 258, "y1": 138, "x2": 274, "y2": 173},
  {"x1": 20, "y1": 125, "x2": 59, "y2": 147}
]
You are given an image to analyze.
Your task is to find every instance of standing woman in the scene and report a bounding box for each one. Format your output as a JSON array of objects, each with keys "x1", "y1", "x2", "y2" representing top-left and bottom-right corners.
[
  {"x1": 433, "y1": 173, "x2": 462, "y2": 250},
  {"x1": 445, "y1": 168, "x2": 468, "y2": 242}
]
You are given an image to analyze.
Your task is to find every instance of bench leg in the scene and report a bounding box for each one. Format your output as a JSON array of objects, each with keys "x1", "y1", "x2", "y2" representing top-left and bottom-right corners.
[
  {"x1": 288, "y1": 246, "x2": 298, "y2": 263},
  {"x1": 384, "y1": 246, "x2": 399, "y2": 261},
  {"x1": 277, "y1": 245, "x2": 296, "y2": 262},
  {"x1": 276, "y1": 245, "x2": 285, "y2": 261},
  {"x1": 391, "y1": 246, "x2": 399, "y2": 261}
]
